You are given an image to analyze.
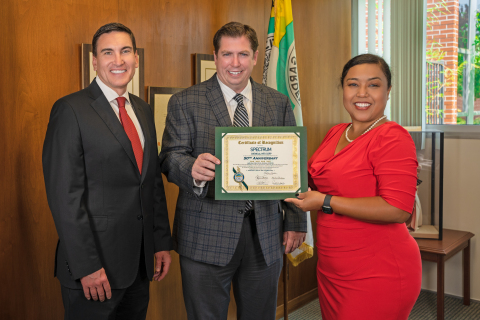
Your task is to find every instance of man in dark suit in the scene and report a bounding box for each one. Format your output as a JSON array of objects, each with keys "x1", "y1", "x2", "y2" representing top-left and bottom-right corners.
[
  {"x1": 43, "y1": 23, "x2": 172, "y2": 320},
  {"x1": 159, "y1": 22, "x2": 307, "y2": 320}
]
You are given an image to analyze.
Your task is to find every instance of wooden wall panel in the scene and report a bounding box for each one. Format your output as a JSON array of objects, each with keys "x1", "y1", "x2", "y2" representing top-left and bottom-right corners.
[
  {"x1": 285, "y1": 0, "x2": 352, "y2": 304},
  {"x1": 0, "y1": 1, "x2": 16, "y2": 318},
  {"x1": 118, "y1": 0, "x2": 268, "y2": 89},
  {"x1": 1, "y1": 0, "x2": 118, "y2": 319},
  {"x1": 293, "y1": 0, "x2": 352, "y2": 159},
  {"x1": 0, "y1": 9, "x2": 14, "y2": 320},
  {"x1": 0, "y1": 0, "x2": 351, "y2": 319}
]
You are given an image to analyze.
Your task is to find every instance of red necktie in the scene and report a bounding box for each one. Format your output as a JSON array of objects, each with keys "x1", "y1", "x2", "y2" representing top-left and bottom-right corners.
[{"x1": 116, "y1": 97, "x2": 143, "y2": 174}]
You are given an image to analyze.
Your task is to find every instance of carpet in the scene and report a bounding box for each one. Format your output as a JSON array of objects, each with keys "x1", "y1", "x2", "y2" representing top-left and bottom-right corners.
[{"x1": 280, "y1": 290, "x2": 480, "y2": 320}]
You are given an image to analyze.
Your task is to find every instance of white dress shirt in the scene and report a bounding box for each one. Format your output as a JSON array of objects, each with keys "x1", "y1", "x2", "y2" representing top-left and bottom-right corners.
[
  {"x1": 95, "y1": 77, "x2": 145, "y2": 150},
  {"x1": 193, "y1": 76, "x2": 253, "y2": 192},
  {"x1": 217, "y1": 76, "x2": 253, "y2": 127}
]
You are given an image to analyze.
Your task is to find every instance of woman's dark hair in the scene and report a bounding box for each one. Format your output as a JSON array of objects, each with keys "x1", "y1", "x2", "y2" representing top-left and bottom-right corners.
[{"x1": 340, "y1": 54, "x2": 392, "y2": 88}]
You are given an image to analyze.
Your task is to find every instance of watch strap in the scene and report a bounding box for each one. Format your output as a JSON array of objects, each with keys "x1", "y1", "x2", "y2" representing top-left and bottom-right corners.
[
  {"x1": 323, "y1": 194, "x2": 332, "y2": 207},
  {"x1": 322, "y1": 194, "x2": 333, "y2": 214}
]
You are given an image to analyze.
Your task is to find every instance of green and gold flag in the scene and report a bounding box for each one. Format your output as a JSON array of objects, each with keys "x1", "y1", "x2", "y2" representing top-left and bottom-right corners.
[
  {"x1": 263, "y1": 0, "x2": 313, "y2": 266},
  {"x1": 263, "y1": 0, "x2": 303, "y2": 125}
]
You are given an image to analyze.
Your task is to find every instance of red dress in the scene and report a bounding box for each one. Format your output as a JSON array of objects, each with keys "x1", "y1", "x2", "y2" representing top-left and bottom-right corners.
[{"x1": 309, "y1": 122, "x2": 422, "y2": 320}]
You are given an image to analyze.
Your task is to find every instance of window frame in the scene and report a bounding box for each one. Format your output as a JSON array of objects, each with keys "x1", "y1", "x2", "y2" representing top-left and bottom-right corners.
[
  {"x1": 423, "y1": 0, "x2": 480, "y2": 136},
  {"x1": 351, "y1": 0, "x2": 480, "y2": 137}
]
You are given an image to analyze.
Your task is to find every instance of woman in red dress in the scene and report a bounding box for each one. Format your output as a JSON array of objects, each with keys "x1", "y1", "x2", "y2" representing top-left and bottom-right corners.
[{"x1": 286, "y1": 54, "x2": 422, "y2": 320}]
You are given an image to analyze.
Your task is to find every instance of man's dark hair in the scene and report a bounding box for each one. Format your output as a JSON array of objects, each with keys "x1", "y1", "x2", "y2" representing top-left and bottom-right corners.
[
  {"x1": 213, "y1": 22, "x2": 259, "y2": 55},
  {"x1": 92, "y1": 23, "x2": 137, "y2": 57},
  {"x1": 340, "y1": 54, "x2": 392, "y2": 88}
]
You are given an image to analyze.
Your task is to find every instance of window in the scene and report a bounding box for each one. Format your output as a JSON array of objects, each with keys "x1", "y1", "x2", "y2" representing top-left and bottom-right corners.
[
  {"x1": 426, "y1": 0, "x2": 480, "y2": 125},
  {"x1": 352, "y1": 0, "x2": 480, "y2": 134},
  {"x1": 352, "y1": 0, "x2": 391, "y2": 117}
]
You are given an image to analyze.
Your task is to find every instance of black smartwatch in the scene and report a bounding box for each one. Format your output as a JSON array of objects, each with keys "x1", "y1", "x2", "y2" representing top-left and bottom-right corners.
[{"x1": 322, "y1": 195, "x2": 333, "y2": 214}]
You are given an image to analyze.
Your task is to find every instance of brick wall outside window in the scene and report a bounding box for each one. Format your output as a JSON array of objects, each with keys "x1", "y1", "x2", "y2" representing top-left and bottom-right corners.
[
  {"x1": 427, "y1": 0, "x2": 459, "y2": 124},
  {"x1": 362, "y1": 1, "x2": 461, "y2": 124}
]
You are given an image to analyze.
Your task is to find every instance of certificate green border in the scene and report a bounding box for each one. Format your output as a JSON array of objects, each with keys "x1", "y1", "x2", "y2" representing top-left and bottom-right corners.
[{"x1": 215, "y1": 126, "x2": 307, "y2": 200}]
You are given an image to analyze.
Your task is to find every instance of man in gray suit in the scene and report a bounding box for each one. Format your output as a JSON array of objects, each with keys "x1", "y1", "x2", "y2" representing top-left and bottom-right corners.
[{"x1": 159, "y1": 22, "x2": 307, "y2": 320}]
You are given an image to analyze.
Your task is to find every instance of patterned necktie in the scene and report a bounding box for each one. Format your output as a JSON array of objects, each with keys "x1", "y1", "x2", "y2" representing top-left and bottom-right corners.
[
  {"x1": 116, "y1": 97, "x2": 143, "y2": 174},
  {"x1": 233, "y1": 94, "x2": 253, "y2": 212}
]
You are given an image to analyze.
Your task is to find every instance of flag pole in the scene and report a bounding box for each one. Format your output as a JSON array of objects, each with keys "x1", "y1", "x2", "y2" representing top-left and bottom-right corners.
[
  {"x1": 283, "y1": 254, "x2": 289, "y2": 319},
  {"x1": 263, "y1": 1, "x2": 313, "y2": 315}
]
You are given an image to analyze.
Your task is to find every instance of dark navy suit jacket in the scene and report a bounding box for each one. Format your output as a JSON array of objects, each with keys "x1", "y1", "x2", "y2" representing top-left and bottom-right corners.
[{"x1": 43, "y1": 80, "x2": 172, "y2": 289}]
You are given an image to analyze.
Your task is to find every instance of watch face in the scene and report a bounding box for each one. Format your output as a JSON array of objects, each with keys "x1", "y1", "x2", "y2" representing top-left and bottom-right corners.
[{"x1": 322, "y1": 206, "x2": 333, "y2": 214}]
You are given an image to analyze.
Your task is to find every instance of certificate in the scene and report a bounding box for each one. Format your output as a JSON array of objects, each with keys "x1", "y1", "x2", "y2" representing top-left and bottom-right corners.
[{"x1": 215, "y1": 126, "x2": 307, "y2": 200}]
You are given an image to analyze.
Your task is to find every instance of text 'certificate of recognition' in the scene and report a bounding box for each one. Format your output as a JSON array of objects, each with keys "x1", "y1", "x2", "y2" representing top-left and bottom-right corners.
[{"x1": 215, "y1": 126, "x2": 307, "y2": 200}]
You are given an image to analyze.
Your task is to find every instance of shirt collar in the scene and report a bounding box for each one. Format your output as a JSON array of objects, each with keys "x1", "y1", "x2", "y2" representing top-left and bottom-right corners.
[
  {"x1": 95, "y1": 77, "x2": 130, "y2": 105},
  {"x1": 216, "y1": 75, "x2": 252, "y2": 104}
]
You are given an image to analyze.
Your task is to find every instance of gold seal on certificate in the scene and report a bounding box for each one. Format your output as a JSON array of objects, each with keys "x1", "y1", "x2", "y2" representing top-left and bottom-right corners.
[{"x1": 215, "y1": 126, "x2": 307, "y2": 200}]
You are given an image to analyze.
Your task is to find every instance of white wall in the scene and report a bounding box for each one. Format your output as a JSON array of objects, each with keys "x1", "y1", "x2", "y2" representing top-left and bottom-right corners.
[{"x1": 421, "y1": 138, "x2": 480, "y2": 300}]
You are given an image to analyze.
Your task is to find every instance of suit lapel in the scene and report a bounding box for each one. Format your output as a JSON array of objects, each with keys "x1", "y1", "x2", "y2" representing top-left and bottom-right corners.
[
  {"x1": 130, "y1": 95, "x2": 150, "y2": 182},
  {"x1": 206, "y1": 74, "x2": 233, "y2": 127},
  {"x1": 87, "y1": 81, "x2": 140, "y2": 176}
]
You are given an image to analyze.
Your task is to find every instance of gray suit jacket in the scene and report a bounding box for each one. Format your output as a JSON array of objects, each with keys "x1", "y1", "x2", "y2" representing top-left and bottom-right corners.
[
  {"x1": 159, "y1": 75, "x2": 306, "y2": 267},
  {"x1": 43, "y1": 80, "x2": 172, "y2": 289}
]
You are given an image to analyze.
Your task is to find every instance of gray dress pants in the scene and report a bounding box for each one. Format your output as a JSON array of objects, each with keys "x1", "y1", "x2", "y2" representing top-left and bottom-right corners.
[{"x1": 180, "y1": 212, "x2": 283, "y2": 320}]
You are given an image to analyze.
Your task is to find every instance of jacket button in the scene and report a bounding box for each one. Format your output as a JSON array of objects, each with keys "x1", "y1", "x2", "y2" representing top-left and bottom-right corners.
[
  {"x1": 141, "y1": 184, "x2": 144, "y2": 189},
  {"x1": 238, "y1": 210, "x2": 243, "y2": 214},
  {"x1": 137, "y1": 215, "x2": 143, "y2": 220}
]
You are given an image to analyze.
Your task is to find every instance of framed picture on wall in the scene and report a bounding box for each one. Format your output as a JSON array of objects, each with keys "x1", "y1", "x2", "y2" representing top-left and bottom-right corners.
[
  {"x1": 148, "y1": 86, "x2": 186, "y2": 153},
  {"x1": 81, "y1": 44, "x2": 145, "y2": 100},
  {"x1": 195, "y1": 53, "x2": 216, "y2": 84}
]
